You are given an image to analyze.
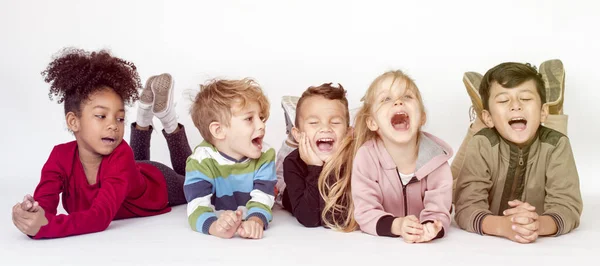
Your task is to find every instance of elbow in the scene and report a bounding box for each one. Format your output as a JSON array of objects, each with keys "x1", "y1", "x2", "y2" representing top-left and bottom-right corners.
[{"x1": 298, "y1": 217, "x2": 321, "y2": 228}]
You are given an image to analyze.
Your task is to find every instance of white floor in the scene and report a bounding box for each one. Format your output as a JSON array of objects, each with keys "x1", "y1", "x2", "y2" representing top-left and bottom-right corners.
[{"x1": 1, "y1": 178, "x2": 598, "y2": 266}]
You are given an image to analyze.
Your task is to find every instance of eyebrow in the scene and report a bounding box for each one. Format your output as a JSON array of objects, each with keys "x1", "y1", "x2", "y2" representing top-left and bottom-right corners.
[{"x1": 93, "y1": 105, "x2": 125, "y2": 112}]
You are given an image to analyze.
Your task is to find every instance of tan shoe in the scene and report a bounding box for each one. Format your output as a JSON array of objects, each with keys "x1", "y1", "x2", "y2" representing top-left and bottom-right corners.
[
  {"x1": 463, "y1": 72, "x2": 484, "y2": 122},
  {"x1": 539, "y1": 59, "x2": 565, "y2": 115}
]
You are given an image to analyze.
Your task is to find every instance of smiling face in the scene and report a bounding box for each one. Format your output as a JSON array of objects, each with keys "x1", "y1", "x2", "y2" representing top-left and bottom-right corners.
[
  {"x1": 219, "y1": 100, "x2": 267, "y2": 160},
  {"x1": 293, "y1": 95, "x2": 349, "y2": 162},
  {"x1": 68, "y1": 87, "x2": 125, "y2": 159},
  {"x1": 482, "y1": 79, "x2": 548, "y2": 147},
  {"x1": 366, "y1": 76, "x2": 425, "y2": 146}
]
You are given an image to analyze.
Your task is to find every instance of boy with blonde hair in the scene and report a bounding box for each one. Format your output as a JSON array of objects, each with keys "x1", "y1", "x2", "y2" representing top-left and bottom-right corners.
[{"x1": 185, "y1": 78, "x2": 276, "y2": 239}]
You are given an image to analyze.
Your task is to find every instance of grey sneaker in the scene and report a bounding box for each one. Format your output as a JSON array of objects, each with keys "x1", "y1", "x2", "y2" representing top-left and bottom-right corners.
[
  {"x1": 152, "y1": 73, "x2": 175, "y2": 115},
  {"x1": 140, "y1": 75, "x2": 157, "y2": 106},
  {"x1": 539, "y1": 59, "x2": 565, "y2": 115}
]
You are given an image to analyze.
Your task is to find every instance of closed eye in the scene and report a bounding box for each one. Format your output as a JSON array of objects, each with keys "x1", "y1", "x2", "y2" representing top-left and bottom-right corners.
[{"x1": 381, "y1": 96, "x2": 391, "y2": 103}]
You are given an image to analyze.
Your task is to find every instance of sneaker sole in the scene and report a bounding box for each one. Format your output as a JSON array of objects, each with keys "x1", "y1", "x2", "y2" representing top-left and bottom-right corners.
[
  {"x1": 463, "y1": 72, "x2": 483, "y2": 119},
  {"x1": 539, "y1": 59, "x2": 565, "y2": 115},
  {"x1": 140, "y1": 75, "x2": 157, "y2": 107},
  {"x1": 152, "y1": 73, "x2": 175, "y2": 116}
]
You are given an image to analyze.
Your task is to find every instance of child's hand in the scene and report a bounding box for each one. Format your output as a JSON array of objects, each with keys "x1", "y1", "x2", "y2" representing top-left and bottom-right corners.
[
  {"x1": 503, "y1": 200, "x2": 539, "y2": 243},
  {"x1": 20, "y1": 194, "x2": 41, "y2": 212},
  {"x1": 415, "y1": 220, "x2": 443, "y2": 243},
  {"x1": 12, "y1": 202, "x2": 48, "y2": 237},
  {"x1": 391, "y1": 215, "x2": 423, "y2": 243},
  {"x1": 298, "y1": 132, "x2": 323, "y2": 166},
  {"x1": 209, "y1": 210, "x2": 242, "y2": 239},
  {"x1": 237, "y1": 216, "x2": 264, "y2": 239}
]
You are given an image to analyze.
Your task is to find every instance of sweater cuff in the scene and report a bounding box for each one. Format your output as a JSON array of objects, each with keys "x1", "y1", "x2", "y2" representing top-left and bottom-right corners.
[
  {"x1": 543, "y1": 213, "x2": 564, "y2": 236},
  {"x1": 421, "y1": 220, "x2": 445, "y2": 239},
  {"x1": 472, "y1": 210, "x2": 490, "y2": 235},
  {"x1": 203, "y1": 216, "x2": 218, "y2": 235},
  {"x1": 246, "y1": 212, "x2": 269, "y2": 229},
  {"x1": 376, "y1": 215, "x2": 398, "y2": 237}
]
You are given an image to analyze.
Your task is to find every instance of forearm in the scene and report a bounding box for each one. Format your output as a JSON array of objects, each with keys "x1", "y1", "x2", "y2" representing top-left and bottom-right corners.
[
  {"x1": 481, "y1": 215, "x2": 511, "y2": 238},
  {"x1": 538, "y1": 215, "x2": 558, "y2": 236}
]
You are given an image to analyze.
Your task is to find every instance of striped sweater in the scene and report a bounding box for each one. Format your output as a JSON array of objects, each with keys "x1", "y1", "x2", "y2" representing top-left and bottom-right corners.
[{"x1": 184, "y1": 140, "x2": 277, "y2": 234}]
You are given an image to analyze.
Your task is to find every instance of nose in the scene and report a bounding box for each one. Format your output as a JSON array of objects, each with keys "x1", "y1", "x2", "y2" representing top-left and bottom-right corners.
[
  {"x1": 510, "y1": 101, "x2": 523, "y2": 111},
  {"x1": 319, "y1": 126, "x2": 333, "y2": 133},
  {"x1": 256, "y1": 118, "x2": 265, "y2": 131},
  {"x1": 394, "y1": 98, "x2": 403, "y2": 106},
  {"x1": 107, "y1": 118, "x2": 118, "y2": 131}
]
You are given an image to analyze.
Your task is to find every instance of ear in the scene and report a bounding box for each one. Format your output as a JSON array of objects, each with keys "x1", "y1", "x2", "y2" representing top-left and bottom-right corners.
[
  {"x1": 291, "y1": 127, "x2": 301, "y2": 143},
  {"x1": 66, "y1": 112, "x2": 80, "y2": 132},
  {"x1": 481, "y1": 110, "x2": 495, "y2": 128},
  {"x1": 540, "y1": 103, "x2": 549, "y2": 123},
  {"x1": 366, "y1": 116, "x2": 378, "y2": 132},
  {"x1": 420, "y1": 112, "x2": 427, "y2": 126},
  {"x1": 209, "y1": 121, "x2": 226, "y2": 140}
]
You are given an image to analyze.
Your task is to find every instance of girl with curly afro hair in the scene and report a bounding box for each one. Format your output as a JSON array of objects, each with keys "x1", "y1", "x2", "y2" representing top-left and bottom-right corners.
[{"x1": 12, "y1": 48, "x2": 191, "y2": 239}]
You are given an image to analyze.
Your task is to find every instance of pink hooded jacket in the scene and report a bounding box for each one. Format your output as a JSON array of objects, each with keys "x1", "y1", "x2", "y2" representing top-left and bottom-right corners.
[{"x1": 351, "y1": 132, "x2": 453, "y2": 238}]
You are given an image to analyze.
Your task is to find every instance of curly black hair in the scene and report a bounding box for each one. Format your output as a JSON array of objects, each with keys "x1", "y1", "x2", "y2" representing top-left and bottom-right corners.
[{"x1": 41, "y1": 47, "x2": 142, "y2": 115}]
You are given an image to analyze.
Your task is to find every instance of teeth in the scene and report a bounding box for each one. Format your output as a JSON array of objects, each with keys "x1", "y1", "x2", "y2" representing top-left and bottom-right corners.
[
  {"x1": 510, "y1": 118, "x2": 526, "y2": 121},
  {"x1": 318, "y1": 138, "x2": 334, "y2": 143}
]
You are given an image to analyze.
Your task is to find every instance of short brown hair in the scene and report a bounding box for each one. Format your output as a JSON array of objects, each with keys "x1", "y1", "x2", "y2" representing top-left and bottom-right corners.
[
  {"x1": 190, "y1": 78, "x2": 270, "y2": 144},
  {"x1": 480, "y1": 62, "x2": 546, "y2": 110},
  {"x1": 295, "y1": 83, "x2": 350, "y2": 127}
]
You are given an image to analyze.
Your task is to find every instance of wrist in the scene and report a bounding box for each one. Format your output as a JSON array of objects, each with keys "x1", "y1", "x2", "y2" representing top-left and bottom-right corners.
[
  {"x1": 247, "y1": 216, "x2": 264, "y2": 227},
  {"x1": 391, "y1": 217, "x2": 403, "y2": 236}
]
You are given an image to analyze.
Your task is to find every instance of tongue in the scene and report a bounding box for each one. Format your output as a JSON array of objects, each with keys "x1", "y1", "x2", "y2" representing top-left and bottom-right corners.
[
  {"x1": 510, "y1": 122, "x2": 526, "y2": 130},
  {"x1": 393, "y1": 121, "x2": 409, "y2": 130},
  {"x1": 317, "y1": 142, "x2": 333, "y2": 151}
]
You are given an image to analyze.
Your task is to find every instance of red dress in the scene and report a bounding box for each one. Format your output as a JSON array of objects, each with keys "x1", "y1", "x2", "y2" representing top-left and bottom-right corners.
[{"x1": 32, "y1": 140, "x2": 171, "y2": 239}]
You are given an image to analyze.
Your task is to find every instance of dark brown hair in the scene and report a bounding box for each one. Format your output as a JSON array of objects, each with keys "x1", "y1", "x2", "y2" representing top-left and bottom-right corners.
[
  {"x1": 479, "y1": 62, "x2": 546, "y2": 110},
  {"x1": 295, "y1": 83, "x2": 350, "y2": 127},
  {"x1": 41, "y1": 47, "x2": 142, "y2": 115}
]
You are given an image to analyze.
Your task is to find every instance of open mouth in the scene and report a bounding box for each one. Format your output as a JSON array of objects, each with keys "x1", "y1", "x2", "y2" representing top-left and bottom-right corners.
[
  {"x1": 390, "y1": 112, "x2": 410, "y2": 131},
  {"x1": 102, "y1": 137, "x2": 116, "y2": 145},
  {"x1": 508, "y1": 117, "x2": 527, "y2": 131},
  {"x1": 316, "y1": 138, "x2": 335, "y2": 152},
  {"x1": 252, "y1": 136, "x2": 263, "y2": 150}
]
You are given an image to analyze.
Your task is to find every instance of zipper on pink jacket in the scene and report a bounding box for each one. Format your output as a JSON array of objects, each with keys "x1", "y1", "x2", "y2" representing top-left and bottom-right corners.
[{"x1": 396, "y1": 168, "x2": 418, "y2": 217}]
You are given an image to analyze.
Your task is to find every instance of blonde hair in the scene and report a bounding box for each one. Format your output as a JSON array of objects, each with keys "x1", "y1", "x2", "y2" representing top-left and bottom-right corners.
[
  {"x1": 318, "y1": 70, "x2": 425, "y2": 232},
  {"x1": 190, "y1": 78, "x2": 270, "y2": 143}
]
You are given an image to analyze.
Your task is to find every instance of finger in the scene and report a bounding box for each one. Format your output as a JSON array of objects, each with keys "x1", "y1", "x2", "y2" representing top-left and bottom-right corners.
[
  {"x1": 512, "y1": 224, "x2": 535, "y2": 236},
  {"x1": 250, "y1": 223, "x2": 258, "y2": 239},
  {"x1": 405, "y1": 220, "x2": 423, "y2": 229},
  {"x1": 521, "y1": 221, "x2": 539, "y2": 231},
  {"x1": 223, "y1": 215, "x2": 236, "y2": 228},
  {"x1": 235, "y1": 210, "x2": 243, "y2": 218},
  {"x1": 518, "y1": 202, "x2": 536, "y2": 211},
  {"x1": 511, "y1": 216, "x2": 533, "y2": 225},
  {"x1": 514, "y1": 234, "x2": 532, "y2": 244},
  {"x1": 434, "y1": 220, "x2": 443, "y2": 231},
  {"x1": 402, "y1": 233, "x2": 420, "y2": 242},
  {"x1": 503, "y1": 207, "x2": 532, "y2": 216},
  {"x1": 258, "y1": 227, "x2": 263, "y2": 239},
  {"x1": 520, "y1": 231, "x2": 539, "y2": 242},
  {"x1": 30, "y1": 202, "x2": 41, "y2": 212},
  {"x1": 405, "y1": 215, "x2": 420, "y2": 223},
  {"x1": 404, "y1": 226, "x2": 423, "y2": 235},
  {"x1": 507, "y1": 200, "x2": 523, "y2": 207},
  {"x1": 514, "y1": 211, "x2": 539, "y2": 221},
  {"x1": 237, "y1": 226, "x2": 246, "y2": 237}
]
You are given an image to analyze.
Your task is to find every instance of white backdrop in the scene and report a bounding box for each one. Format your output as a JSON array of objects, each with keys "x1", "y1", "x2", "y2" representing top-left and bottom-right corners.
[{"x1": 1, "y1": 1, "x2": 599, "y2": 265}]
